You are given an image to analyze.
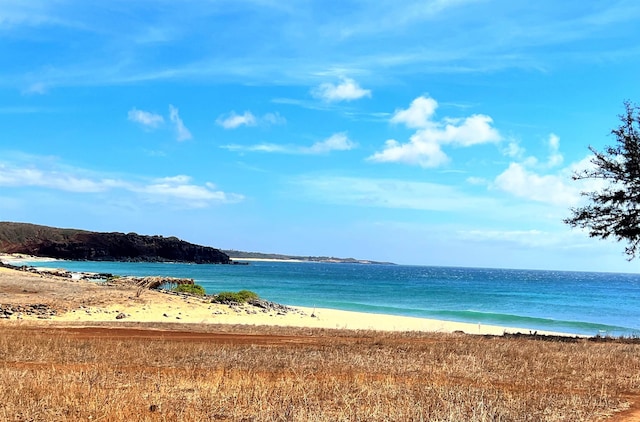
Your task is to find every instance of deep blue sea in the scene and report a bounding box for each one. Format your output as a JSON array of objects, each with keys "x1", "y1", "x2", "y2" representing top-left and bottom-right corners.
[{"x1": 26, "y1": 260, "x2": 640, "y2": 337}]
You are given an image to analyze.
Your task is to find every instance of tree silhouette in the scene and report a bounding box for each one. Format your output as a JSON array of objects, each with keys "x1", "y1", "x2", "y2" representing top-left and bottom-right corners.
[{"x1": 565, "y1": 101, "x2": 640, "y2": 259}]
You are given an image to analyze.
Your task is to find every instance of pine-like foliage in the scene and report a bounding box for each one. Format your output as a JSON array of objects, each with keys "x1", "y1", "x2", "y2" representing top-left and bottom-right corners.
[{"x1": 565, "y1": 101, "x2": 640, "y2": 259}]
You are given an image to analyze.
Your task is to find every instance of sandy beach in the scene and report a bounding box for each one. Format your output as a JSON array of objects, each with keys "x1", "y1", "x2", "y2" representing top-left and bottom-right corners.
[{"x1": 0, "y1": 256, "x2": 572, "y2": 336}]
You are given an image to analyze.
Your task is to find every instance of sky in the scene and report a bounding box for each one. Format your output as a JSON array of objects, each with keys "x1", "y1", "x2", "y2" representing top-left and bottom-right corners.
[{"x1": 2, "y1": 0, "x2": 640, "y2": 272}]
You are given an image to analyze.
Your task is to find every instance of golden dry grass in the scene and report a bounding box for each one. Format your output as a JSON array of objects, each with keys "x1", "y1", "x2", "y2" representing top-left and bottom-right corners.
[{"x1": 1, "y1": 323, "x2": 640, "y2": 421}]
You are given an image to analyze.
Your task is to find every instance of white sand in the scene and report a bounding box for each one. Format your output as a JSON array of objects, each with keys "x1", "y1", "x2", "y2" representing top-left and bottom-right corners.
[
  {"x1": 49, "y1": 293, "x2": 571, "y2": 336},
  {"x1": 0, "y1": 253, "x2": 59, "y2": 264}
]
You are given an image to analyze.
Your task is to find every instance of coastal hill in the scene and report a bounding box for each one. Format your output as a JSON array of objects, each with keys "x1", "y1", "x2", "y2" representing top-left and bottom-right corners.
[
  {"x1": 0, "y1": 222, "x2": 231, "y2": 264},
  {"x1": 222, "y1": 250, "x2": 395, "y2": 265},
  {"x1": 0, "y1": 222, "x2": 392, "y2": 265}
]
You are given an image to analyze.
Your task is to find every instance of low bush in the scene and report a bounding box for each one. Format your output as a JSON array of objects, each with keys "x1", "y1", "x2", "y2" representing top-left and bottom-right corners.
[
  {"x1": 211, "y1": 289, "x2": 259, "y2": 304},
  {"x1": 172, "y1": 283, "x2": 206, "y2": 296}
]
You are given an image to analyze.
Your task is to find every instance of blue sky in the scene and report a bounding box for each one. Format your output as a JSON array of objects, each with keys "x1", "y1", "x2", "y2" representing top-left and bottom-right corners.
[{"x1": 2, "y1": 0, "x2": 640, "y2": 271}]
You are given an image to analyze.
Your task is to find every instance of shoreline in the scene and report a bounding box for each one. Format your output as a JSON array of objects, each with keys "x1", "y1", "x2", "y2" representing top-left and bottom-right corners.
[
  {"x1": 232, "y1": 257, "x2": 306, "y2": 263},
  {"x1": 46, "y1": 297, "x2": 576, "y2": 337},
  {"x1": 0, "y1": 253, "x2": 60, "y2": 264},
  {"x1": 0, "y1": 259, "x2": 579, "y2": 337}
]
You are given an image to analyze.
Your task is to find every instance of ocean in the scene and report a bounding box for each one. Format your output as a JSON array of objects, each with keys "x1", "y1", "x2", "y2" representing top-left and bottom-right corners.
[{"x1": 26, "y1": 260, "x2": 640, "y2": 337}]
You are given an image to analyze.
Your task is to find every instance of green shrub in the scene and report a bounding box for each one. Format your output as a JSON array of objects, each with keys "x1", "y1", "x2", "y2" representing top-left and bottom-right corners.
[
  {"x1": 172, "y1": 283, "x2": 206, "y2": 296},
  {"x1": 237, "y1": 289, "x2": 259, "y2": 302},
  {"x1": 211, "y1": 290, "x2": 259, "y2": 304}
]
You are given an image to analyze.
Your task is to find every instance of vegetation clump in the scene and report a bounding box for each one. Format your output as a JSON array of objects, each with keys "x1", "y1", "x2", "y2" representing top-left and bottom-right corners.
[
  {"x1": 172, "y1": 283, "x2": 206, "y2": 296},
  {"x1": 211, "y1": 289, "x2": 259, "y2": 304},
  {"x1": 565, "y1": 101, "x2": 640, "y2": 259}
]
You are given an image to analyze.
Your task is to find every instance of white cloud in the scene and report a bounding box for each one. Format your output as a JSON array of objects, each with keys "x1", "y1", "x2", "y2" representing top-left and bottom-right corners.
[
  {"x1": 502, "y1": 141, "x2": 526, "y2": 159},
  {"x1": 216, "y1": 111, "x2": 257, "y2": 129},
  {"x1": 493, "y1": 162, "x2": 579, "y2": 206},
  {"x1": 390, "y1": 96, "x2": 438, "y2": 128},
  {"x1": 262, "y1": 112, "x2": 286, "y2": 126},
  {"x1": 138, "y1": 175, "x2": 244, "y2": 207},
  {"x1": 311, "y1": 77, "x2": 372, "y2": 102},
  {"x1": 169, "y1": 104, "x2": 192, "y2": 141},
  {"x1": 222, "y1": 143, "x2": 289, "y2": 153},
  {"x1": 216, "y1": 111, "x2": 286, "y2": 129},
  {"x1": 492, "y1": 134, "x2": 586, "y2": 206},
  {"x1": 369, "y1": 95, "x2": 501, "y2": 168},
  {"x1": 0, "y1": 161, "x2": 241, "y2": 208},
  {"x1": 466, "y1": 176, "x2": 488, "y2": 186},
  {"x1": 547, "y1": 133, "x2": 563, "y2": 167},
  {"x1": 222, "y1": 132, "x2": 357, "y2": 155},
  {"x1": 128, "y1": 108, "x2": 165, "y2": 129},
  {"x1": 370, "y1": 135, "x2": 450, "y2": 167},
  {"x1": 305, "y1": 133, "x2": 357, "y2": 154},
  {"x1": 0, "y1": 163, "x2": 123, "y2": 193},
  {"x1": 128, "y1": 105, "x2": 193, "y2": 140}
]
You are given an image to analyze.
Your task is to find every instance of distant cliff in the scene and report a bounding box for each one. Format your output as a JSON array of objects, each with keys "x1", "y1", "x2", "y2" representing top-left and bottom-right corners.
[
  {"x1": 222, "y1": 250, "x2": 395, "y2": 265},
  {"x1": 0, "y1": 222, "x2": 230, "y2": 264}
]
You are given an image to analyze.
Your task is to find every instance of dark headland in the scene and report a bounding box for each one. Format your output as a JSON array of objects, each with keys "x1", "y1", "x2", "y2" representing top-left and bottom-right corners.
[
  {"x1": 0, "y1": 222, "x2": 393, "y2": 265},
  {"x1": 0, "y1": 222, "x2": 230, "y2": 264}
]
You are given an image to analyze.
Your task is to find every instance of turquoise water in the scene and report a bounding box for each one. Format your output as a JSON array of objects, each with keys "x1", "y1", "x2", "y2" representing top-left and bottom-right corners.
[{"x1": 27, "y1": 260, "x2": 640, "y2": 337}]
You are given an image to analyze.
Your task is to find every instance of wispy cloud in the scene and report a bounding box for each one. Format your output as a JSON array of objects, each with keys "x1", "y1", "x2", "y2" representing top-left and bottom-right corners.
[
  {"x1": 128, "y1": 105, "x2": 192, "y2": 140},
  {"x1": 0, "y1": 163, "x2": 116, "y2": 193},
  {"x1": 135, "y1": 176, "x2": 244, "y2": 207},
  {"x1": 311, "y1": 77, "x2": 371, "y2": 102},
  {"x1": 128, "y1": 108, "x2": 165, "y2": 129},
  {"x1": 546, "y1": 133, "x2": 564, "y2": 167},
  {"x1": 262, "y1": 112, "x2": 286, "y2": 126},
  {"x1": 216, "y1": 111, "x2": 257, "y2": 129},
  {"x1": 458, "y1": 228, "x2": 584, "y2": 249},
  {"x1": 294, "y1": 174, "x2": 496, "y2": 212},
  {"x1": 169, "y1": 105, "x2": 192, "y2": 141},
  {"x1": 22, "y1": 82, "x2": 48, "y2": 95},
  {"x1": 306, "y1": 133, "x2": 356, "y2": 153},
  {"x1": 216, "y1": 111, "x2": 286, "y2": 129},
  {"x1": 222, "y1": 132, "x2": 356, "y2": 155},
  {"x1": 1, "y1": 2, "x2": 639, "y2": 88},
  {"x1": 0, "y1": 160, "x2": 242, "y2": 208},
  {"x1": 368, "y1": 95, "x2": 501, "y2": 167}
]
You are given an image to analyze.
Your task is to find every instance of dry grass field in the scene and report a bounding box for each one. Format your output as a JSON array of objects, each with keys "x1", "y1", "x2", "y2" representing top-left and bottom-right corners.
[{"x1": 1, "y1": 322, "x2": 640, "y2": 421}]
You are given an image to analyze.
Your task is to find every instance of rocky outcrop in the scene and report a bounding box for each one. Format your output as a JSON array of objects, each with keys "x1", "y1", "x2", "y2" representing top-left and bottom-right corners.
[
  {"x1": 0, "y1": 304, "x2": 57, "y2": 319},
  {"x1": 0, "y1": 222, "x2": 230, "y2": 264}
]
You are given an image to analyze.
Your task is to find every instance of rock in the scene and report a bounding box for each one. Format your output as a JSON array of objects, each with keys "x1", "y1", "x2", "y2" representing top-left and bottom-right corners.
[
  {"x1": 1, "y1": 303, "x2": 56, "y2": 318},
  {"x1": 249, "y1": 299, "x2": 295, "y2": 315},
  {"x1": 115, "y1": 312, "x2": 127, "y2": 320}
]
